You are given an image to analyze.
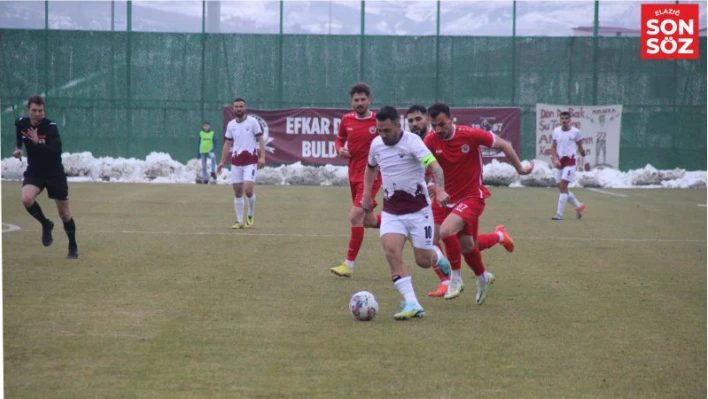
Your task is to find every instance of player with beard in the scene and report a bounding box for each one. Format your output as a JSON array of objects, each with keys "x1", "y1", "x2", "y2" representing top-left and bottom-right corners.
[
  {"x1": 217, "y1": 97, "x2": 266, "y2": 229},
  {"x1": 425, "y1": 102, "x2": 533, "y2": 304},
  {"x1": 330, "y1": 83, "x2": 383, "y2": 278},
  {"x1": 407, "y1": 104, "x2": 516, "y2": 298}
]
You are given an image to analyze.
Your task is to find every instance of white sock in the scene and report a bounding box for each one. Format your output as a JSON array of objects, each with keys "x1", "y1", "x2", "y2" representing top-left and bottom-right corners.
[
  {"x1": 234, "y1": 197, "x2": 244, "y2": 224},
  {"x1": 451, "y1": 269, "x2": 462, "y2": 281},
  {"x1": 345, "y1": 259, "x2": 355, "y2": 269},
  {"x1": 432, "y1": 245, "x2": 445, "y2": 266},
  {"x1": 497, "y1": 232, "x2": 504, "y2": 242},
  {"x1": 567, "y1": 191, "x2": 581, "y2": 208},
  {"x1": 394, "y1": 276, "x2": 420, "y2": 306},
  {"x1": 442, "y1": 280, "x2": 451, "y2": 286},
  {"x1": 556, "y1": 193, "x2": 568, "y2": 216},
  {"x1": 247, "y1": 194, "x2": 256, "y2": 217}
]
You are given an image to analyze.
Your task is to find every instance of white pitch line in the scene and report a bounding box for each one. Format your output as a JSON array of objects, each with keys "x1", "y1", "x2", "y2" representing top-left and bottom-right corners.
[
  {"x1": 587, "y1": 188, "x2": 629, "y2": 198},
  {"x1": 88, "y1": 229, "x2": 705, "y2": 243},
  {"x1": 2, "y1": 223, "x2": 21, "y2": 232},
  {"x1": 699, "y1": 204, "x2": 707, "y2": 207},
  {"x1": 93, "y1": 229, "x2": 349, "y2": 238}
]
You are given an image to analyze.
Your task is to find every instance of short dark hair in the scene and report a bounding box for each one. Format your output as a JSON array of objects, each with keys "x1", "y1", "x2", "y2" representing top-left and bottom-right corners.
[
  {"x1": 560, "y1": 111, "x2": 571, "y2": 118},
  {"x1": 349, "y1": 82, "x2": 372, "y2": 98},
  {"x1": 233, "y1": 97, "x2": 246, "y2": 104},
  {"x1": 203, "y1": 121, "x2": 210, "y2": 125},
  {"x1": 27, "y1": 95, "x2": 45, "y2": 108},
  {"x1": 406, "y1": 104, "x2": 427, "y2": 116},
  {"x1": 376, "y1": 106, "x2": 399, "y2": 123},
  {"x1": 428, "y1": 102, "x2": 450, "y2": 119}
]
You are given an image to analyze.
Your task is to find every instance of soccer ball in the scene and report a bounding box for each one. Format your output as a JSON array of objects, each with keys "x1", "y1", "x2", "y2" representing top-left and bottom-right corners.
[{"x1": 349, "y1": 291, "x2": 379, "y2": 321}]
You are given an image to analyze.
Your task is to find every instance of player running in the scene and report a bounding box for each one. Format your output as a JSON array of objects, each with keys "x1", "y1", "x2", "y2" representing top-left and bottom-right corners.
[{"x1": 424, "y1": 102, "x2": 533, "y2": 304}]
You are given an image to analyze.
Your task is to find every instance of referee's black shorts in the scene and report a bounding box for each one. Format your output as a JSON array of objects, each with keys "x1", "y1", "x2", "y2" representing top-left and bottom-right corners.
[{"x1": 23, "y1": 171, "x2": 69, "y2": 201}]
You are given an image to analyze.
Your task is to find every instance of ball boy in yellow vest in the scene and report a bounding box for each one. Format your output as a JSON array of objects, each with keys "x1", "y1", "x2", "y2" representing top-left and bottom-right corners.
[{"x1": 197, "y1": 121, "x2": 218, "y2": 184}]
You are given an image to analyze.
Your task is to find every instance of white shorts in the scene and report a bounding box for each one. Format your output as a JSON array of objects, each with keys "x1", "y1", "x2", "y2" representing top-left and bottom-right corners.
[
  {"x1": 380, "y1": 207, "x2": 434, "y2": 250},
  {"x1": 231, "y1": 164, "x2": 257, "y2": 184},
  {"x1": 555, "y1": 166, "x2": 577, "y2": 183}
]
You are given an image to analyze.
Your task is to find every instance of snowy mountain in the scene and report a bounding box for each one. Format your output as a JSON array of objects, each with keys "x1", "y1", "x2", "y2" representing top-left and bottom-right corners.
[{"x1": 1, "y1": 0, "x2": 705, "y2": 36}]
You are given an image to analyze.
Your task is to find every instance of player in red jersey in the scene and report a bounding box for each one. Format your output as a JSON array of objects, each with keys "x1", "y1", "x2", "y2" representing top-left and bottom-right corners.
[
  {"x1": 330, "y1": 83, "x2": 382, "y2": 278},
  {"x1": 407, "y1": 104, "x2": 517, "y2": 298},
  {"x1": 424, "y1": 102, "x2": 534, "y2": 304}
]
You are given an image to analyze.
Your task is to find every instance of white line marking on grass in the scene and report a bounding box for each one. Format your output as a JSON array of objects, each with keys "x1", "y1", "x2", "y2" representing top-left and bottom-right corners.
[
  {"x1": 587, "y1": 188, "x2": 629, "y2": 198},
  {"x1": 90, "y1": 229, "x2": 705, "y2": 243},
  {"x1": 518, "y1": 235, "x2": 705, "y2": 243},
  {"x1": 93, "y1": 230, "x2": 349, "y2": 238},
  {"x1": 699, "y1": 204, "x2": 707, "y2": 207},
  {"x1": 2, "y1": 223, "x2": 21, "y2": 232}
]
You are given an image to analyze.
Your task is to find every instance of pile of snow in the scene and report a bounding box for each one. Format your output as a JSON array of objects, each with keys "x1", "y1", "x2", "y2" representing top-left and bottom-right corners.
[{"x1": 1, "y1": 152, "x2": 705, "y2": 189}]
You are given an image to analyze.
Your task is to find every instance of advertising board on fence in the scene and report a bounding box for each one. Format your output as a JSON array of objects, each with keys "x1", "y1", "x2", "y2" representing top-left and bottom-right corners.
[
  {"x1": 224, "y1": 107, "x2": 521, "y2": 165},
  {"x1": 536, "y1": 104, "x2": 623, "y2": 169}
]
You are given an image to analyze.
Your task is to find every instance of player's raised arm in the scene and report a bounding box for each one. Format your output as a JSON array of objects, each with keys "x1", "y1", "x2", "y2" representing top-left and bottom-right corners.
[{"x1": 492, "y1": 135, "x2": 534, "y2": 175}]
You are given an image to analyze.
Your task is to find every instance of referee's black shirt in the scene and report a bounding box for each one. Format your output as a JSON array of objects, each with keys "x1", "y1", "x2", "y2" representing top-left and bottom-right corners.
[{"x1": 15, "y1": 117, "x2": 65, "y2": 176}]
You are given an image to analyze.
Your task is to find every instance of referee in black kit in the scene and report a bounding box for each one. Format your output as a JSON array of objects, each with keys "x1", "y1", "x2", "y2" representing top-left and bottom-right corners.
[{"x1": 13, "y1": 95, "x2": 78, "y2": 259}]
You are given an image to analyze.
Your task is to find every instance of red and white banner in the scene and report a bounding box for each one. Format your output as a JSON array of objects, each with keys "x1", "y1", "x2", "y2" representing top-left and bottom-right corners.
[{"x1": 224, "y1": 107, "x2": 521, "y2": 165}]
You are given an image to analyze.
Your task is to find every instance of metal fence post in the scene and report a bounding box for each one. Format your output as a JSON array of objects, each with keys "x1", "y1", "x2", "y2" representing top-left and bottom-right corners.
[
  {"x1": 279, "y1": 0, "x2": 284, "y2": 108},
  {"x1": 360, "y1": 0, "x2": 365, "y2": 82},
  {"x1": 201, "y1": 0, "x2": 206, "y2": 122},
  {"x1": 511, "y1": 0, "x2": 517, "y2": 105},
  {"x1": 435, "y1": 0, "x2": 441, "y2": 102},
  {"x1": 592, "y1": 0, "x2": 599, "y2": 105}
]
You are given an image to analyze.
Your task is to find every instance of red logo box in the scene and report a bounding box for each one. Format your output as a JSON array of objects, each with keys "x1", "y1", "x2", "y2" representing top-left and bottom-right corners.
[{"x1": 641, "y1": 3, "x2": 699, "y2": 59}]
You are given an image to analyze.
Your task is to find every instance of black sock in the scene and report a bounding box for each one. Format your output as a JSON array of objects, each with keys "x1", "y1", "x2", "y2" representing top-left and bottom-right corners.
[
  {"x1": 63, "y1": 218, "x2": 77, "y2": 248},
  {"x1": 26, "y1": 202, "x2": 49, "y2": 225}
]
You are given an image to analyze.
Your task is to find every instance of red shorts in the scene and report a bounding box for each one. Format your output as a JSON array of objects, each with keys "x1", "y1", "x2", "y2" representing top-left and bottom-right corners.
[
  {"x1": 433, "y1": 197, "x2": 485, "y2": 238},
  {"x1": 431, "y1": 200, "x2": 451, "y2": 225},
  {"x1": 350, "y1": 179, "x2": 381, "y2": 208}
]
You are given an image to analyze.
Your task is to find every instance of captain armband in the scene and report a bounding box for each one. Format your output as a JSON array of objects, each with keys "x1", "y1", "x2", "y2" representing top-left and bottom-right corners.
[{"x1": 421, "y1": 154, "x2": 436, "y2": 168}]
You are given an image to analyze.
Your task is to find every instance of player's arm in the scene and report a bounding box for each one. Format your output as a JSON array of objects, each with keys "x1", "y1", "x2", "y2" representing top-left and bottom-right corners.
[
  {"x1": 491, "y1": 135, "x2": 534, "y2": 175},
  {"x1": 335, "y1": 118, "x2": 350, "y2": 159},
  {"x1": 216, "y1": 138, "x2": 233, "y2": 175},
  {"x1": 576, "y1": 135, "x2": 591, "y2": 171},
  {"x1": 576, "y1": 139, "x2": 586, "y2": 158},
  {"x1": 413, "y1": 136, "x2": 448, "y2": 205},
  {"x1": 34, "y1": 124, "x2": 62, "y2": 154},
  {"x1": 13, "y1": 119, "x2": 23, "y2": 158},
  {"x1": 256, "y1": 134, "x2": 266, "y2": 169},
  {"x1": 361, "y1": 145, "x2": 379, "y2": 212},
  {"x1": 550, "y1": 136, "x2": 562, "y2": 168},
  {"x1": 423, "y1": 156, "x2": 449, "y2": 206},
  {"x1": 361, "y1": 163, "x2": 377, "y2": 212}
]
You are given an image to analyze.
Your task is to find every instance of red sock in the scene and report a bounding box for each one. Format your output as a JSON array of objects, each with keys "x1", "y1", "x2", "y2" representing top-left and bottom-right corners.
[
  {"x1": 346, "y1": 226, "x2": 365, "y2": 261},
  {"x1": 462, "y1": 247, "x2": 486, "y2": 276},
  {"x1": 442, "y1": 236, "x2": 462, "y2": 271},
  {"x1": 432, "y1": 265, "x2": 450, "y2": 283},
  {"x1": 374, "y1": 214, "x2": 381, "y2": 228},
  {"x1": 478, "y1": 233, "x2": 499, "y2": 251}
]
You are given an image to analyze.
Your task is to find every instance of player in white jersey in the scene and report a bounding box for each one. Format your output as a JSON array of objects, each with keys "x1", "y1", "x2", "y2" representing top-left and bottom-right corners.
[
  {"x1": 551, "y1": 111, "x2": 589, "y2": 220},
  {"x1": 217, "y1": 97, "x2": 266, "y2": 228},
  {"x1": 361, "y1": 106, "x2": 452, "y2": 320}
]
